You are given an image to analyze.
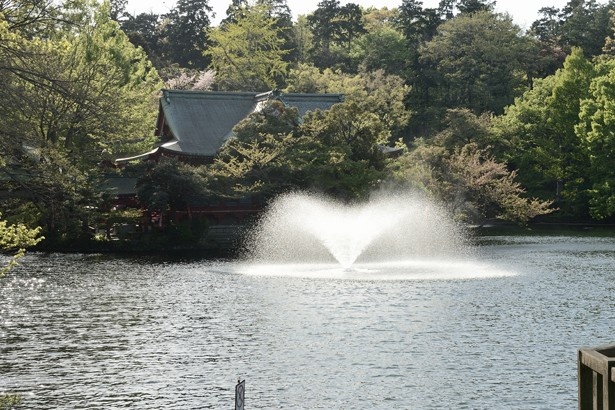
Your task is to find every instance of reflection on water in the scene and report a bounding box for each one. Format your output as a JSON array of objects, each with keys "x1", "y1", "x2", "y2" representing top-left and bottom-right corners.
[{"x1": 1, "y1": 235, "x2": 615, "y2": 408}]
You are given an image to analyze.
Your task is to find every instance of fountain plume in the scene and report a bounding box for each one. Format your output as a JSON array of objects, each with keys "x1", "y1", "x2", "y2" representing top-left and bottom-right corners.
[{"x1": 244, "y1": 191, "x2": 469, "y2": 267}]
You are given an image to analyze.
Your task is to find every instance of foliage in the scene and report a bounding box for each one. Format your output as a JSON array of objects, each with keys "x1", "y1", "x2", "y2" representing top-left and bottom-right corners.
[
  {"x1": 297, "y1": 102, "x2": 388, "y2": 199},
  {"x1": 292, "y1": 15, "x2": 314, "y2": 64},
  {"x1": 494, "y1": 48, "x2": 594, "y2": 217},
  {"x1": 396, "y1": 0, "x2": 442, "y2": 43},
  {"x1": 456, "y1": 0, "x2": 495, "y2": 15},
  {"x1": 285, "y1": 65, "x2": 411, "y2": 141},
  {"x1": 0, "y1": 214, "x2": 43, "y2": 277},
  {"x1": 209, "y1": 100, "x2": 299, "y2": 197},
  {"x1": 0, "y1": 393, "x2": 22, "y2": 410},
  {"x1": 119, "y1": 12, "x2": 163, "y2": 67},
  {"x1": 306, "y1": 0, "x2": 366, "y2": 70},
  {"x1": 575, "y1": 58, "x2": 615, "y2": 219},
  {"x1": 418, "y1": 11, "x2": 533, "y2": 117},
  {"x1": 431, "y1": 108, "x2": 500, "y2": 153},
  {"x1": 159, "y1": 0, "x2": 213, "y2": 69},
  {"x1": 0, "y1": 0, "x2": 162, "y2": 241},
  {"x1": 387, "y1": 141, "x2": 553, "y2": 224},
  {"x1": 206, "y1": 3, "x2": 289, "y2": 91},
  {"x1": 350, "y1": 24, "x2": 409, "y2": 75},
  {"x1": 529, "y1": 0, "x2": 613, "y2": 78},
  {"x1": 135, "y1": 157, "x2": 209, "y2": 212},
  {"x1": 163, "y1": 67, "x2": 215, "y2": 90},
  {"x1": 211, "y1": 99, "x2": 388, "y2": 201}
]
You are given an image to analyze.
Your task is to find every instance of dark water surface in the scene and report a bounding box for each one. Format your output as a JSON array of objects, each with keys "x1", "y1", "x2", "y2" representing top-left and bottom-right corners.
[{"x1": 1, "y1": 234, "x2": 615, "y2": 409}]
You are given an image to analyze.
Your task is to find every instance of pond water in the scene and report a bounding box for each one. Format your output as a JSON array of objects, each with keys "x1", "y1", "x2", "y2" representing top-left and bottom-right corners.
[{"x1": 1, "y1": 233, "x2": 615, "y2": 409}]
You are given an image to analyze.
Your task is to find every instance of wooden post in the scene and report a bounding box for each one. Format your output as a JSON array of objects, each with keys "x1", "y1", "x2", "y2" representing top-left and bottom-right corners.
[
  {"x1": 579, "y1": 349, "x2": 594, "y2": 410},
  {"x1": 578, "y1": 346, "x2": 615, "y2": 410}
]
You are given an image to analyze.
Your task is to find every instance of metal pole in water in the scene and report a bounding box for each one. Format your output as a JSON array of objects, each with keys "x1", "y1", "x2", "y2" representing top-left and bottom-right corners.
[{"x1": 235, "y1": 379, "x2": 245, "y2": 410}]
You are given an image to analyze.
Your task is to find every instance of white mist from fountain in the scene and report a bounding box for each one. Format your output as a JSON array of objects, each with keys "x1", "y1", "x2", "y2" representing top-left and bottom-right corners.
[{"x1": 240, "y1": 191, "x2": 516, "y2": 280}]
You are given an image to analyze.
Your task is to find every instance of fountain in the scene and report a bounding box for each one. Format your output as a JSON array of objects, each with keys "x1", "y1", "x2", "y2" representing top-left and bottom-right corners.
[{"x1": 240, "y1": 191, "x2": 515, "y2": 280}]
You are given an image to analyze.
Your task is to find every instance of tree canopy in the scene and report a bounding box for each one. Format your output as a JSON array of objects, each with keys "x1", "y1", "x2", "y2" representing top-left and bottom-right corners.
[
  {"x1": 0, "y1": 0, "x2": 162, "y2": 244},
  {"x1": 206, "y1": 3, "x2": 289, "y2": 91}
]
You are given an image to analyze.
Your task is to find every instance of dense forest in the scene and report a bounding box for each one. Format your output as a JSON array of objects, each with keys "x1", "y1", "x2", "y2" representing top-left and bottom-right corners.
[{"x1": 1, "y1": 0, "x2": 615, "y2": 252}]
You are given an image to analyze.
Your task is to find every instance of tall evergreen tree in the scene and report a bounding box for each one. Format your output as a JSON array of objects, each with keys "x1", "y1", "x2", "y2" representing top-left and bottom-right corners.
[
  {"x1": 120, "y1": 12, "x2": 163, "y2": 67},
  {"x1": 161, "y1": 0, "x2": 213, "y2": 68},
  {"x1": 456, "y1": 0, "x2": 495, "y2": 14}
]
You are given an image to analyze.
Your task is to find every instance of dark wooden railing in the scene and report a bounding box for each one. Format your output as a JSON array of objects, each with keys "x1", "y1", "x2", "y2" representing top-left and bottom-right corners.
[{"x1": 578, "y1": 344, "x2": 615, "y2": 409}]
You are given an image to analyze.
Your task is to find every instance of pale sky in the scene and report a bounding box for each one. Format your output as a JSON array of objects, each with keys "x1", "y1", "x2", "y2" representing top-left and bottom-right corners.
[{"x1": 125, "y1": 0, "x2": 608, "y2": 30}]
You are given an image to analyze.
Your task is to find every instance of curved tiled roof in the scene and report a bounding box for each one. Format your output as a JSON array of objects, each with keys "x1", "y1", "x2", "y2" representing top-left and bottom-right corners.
[
  {"x1": 115, "y1": 90, "x2": 344, "y2": 165},
  {"x1": 156, "y1": 90, "x2": 344, "y2": 157}
]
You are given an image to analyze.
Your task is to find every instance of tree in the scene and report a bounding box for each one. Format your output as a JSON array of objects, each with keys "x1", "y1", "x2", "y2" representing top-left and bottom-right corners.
[
  {"x1": 558, "y1": 0, "x2": 612, "y2": 58},
  {"x1": 396, "y1": 0, "x2": 441, "y2": 43},
  {"x1": 337, "y1": 3, "x2": 365, "y2": 51},
  {"x1": 576, "y1": 58, "x2": 615, "y2": 219},
  {"x1": 418, "y1": 11, "x2": 533, "y2": 121},
  {"x1": 0, "y1": 1, "x2": 161, "y2": 241},
  {"x1": 109, "y1": 0, "x2": 127, "y2": 21},
  {"x1": 529, "y1": 0, "x2": 613, "y2": 64},
  {"x1": 0, "y1": 0, "x2": 59, "y2": 36},
  {"x1": 136, "y1": 157, "x2": 209, "y2": 213},
  {"x1": 292, "y1": 15, "x2": 314, "y2": 64},
  {"x1": 306, "y1": 0, "x2": 365, "y2": 70},
  {"x1": 211, "y1": 99, "x2": 389, "y2": 201},
  {"x1": 0, "y1": 213, "x2": 43, "y2": 276},
  {"x1": 120, "y1": 12, "x2": 163, "y2": 67},
  {"x1": 431, "y1": 108, "x2": 500, "y2": 153},
  {"x1": 307, "y1": 0, "x2": 340, "y2": 58},
  {"x1": 387, "y1": 140, "x2": 553, "y2": 224},
  {"x1": 295, "y1": 102, "x2": 389, "y2": 199},
  {"x1": 350, "y1": 23, "x2": 409, "y2": 75},
  {"x1": 160, "y1": 0, "x2": 213, "y2": 69},
  {"x1": 494, "y1": 48, "x2": 594, "y2": 217},
  {"x1": 206, "y1": 4, "x2": 289, "y2": 91},
  {"x1": 285, "y1": 65, "x2": 411, "y2": 141},
  {"x1": 164, "y1": 67, "x2": 215, "y2": 90},
  {"x1": 456, "y1": 0, "x2": 495, "y2": 15}
]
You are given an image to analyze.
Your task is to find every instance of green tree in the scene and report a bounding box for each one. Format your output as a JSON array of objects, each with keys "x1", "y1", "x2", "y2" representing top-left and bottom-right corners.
[
  {"x1": 306, "y1": 0, "x2": 365, "y2": 70},
  {"x1": 307, "y1": 0, "x2": 340, "y2": 61},
  {"x1": 160, "y1": 0, "x2": 213, "y2": 69},
  {"x1": 207, "y1": 3, "x2": 289, "y2": 91},
  {"x1": 417, "y1": 11, "x2": 533, "y2": 125},
  {"x1": 396, "y1": 0, "x2": 441, "y2": 43},
  {"x1": 212, "y1": 99, "x2": 389, "y2": 201},
  {"x1": 494, "y1": 48, "x2": 594, "y2": 217},
  {"x1": 530, "y1": 0, "x2": 613, "y2": 64},
  {"x1": 387, "y1": 140, "x2": 553, "y2": 224},
  {"x1": 293, "y1": 15, "x2": 314, "y2": 64},
  {"x1": 285, "y1": 65, "x2": 411, "y2": 141},
  {"x1": 0, "y1": 0, "x2": 59, "y2": 36},
  {"x1": 576, "y1": 58, "x2": 615, "y2": 219},
  {"x1": 0, "y1": 214, "x2": 43, "y2": 276},
  {"x1": 456, "y1": 0, "x2": 495, "y2": 15},
  {"x1": 559, "y1": 0, "x2": 612, "y2": 58},
  {"x1": 350, "y1": 24, "x2": 409, "y2": 75},
  {"x1": 0, "y1": 1, "x2": 161, "y2": 241},
  {"x1": 431, "y1": 108, "x2": 500, "y2": 153},
  {"x1": 294, "y1": 102, "x2": 389, "y2": 199},
  {"x1": 209, "y1": 100, "x2": 301, "y2": 198},
  {"x1": 109, "y1": 0, "x2": 127, "y2": 21},
  {"x1": 136, "y1": 157, "x2": 209, "y2": 213},
  {"x1": 120, "y1": 12, "x2": 163, "y2": 67}
]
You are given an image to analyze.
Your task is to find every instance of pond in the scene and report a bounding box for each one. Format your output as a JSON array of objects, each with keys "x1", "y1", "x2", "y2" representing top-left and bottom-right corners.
[{"x1": 1, "y1": 232, "x2": 615, "y2": 409}]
